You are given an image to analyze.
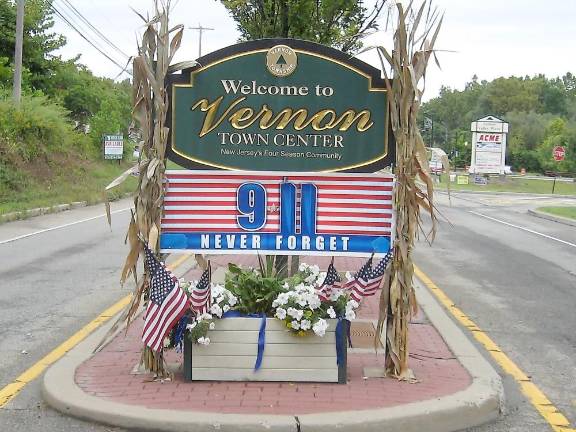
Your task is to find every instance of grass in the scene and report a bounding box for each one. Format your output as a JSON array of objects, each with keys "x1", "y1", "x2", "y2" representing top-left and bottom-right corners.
[
  {"x1": 536, "y1": 206, "x2": 576, "y2": 220},
  {"x1": 435, "y1": 174, "x2": 576, "y2": 195},
  {"x1": 0, "y1": 159, "x2": 137, "y2": 216}
]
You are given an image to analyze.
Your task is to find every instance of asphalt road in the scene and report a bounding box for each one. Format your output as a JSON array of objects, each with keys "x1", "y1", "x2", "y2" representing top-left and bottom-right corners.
[
  {"x1": 0, "y1": 199, "x2": 134, "y2": 432},
  {"x1": 0, "y1": 192, "x2": 575, "y2": 431},
  {"x1": 414, "y1": 191, "x2": 576, "y2": 431}
]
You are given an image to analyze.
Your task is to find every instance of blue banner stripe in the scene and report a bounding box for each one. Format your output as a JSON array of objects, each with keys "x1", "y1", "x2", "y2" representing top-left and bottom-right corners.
[{"x1": 160, "y1": 232, "x2": 391, "y2": 254}]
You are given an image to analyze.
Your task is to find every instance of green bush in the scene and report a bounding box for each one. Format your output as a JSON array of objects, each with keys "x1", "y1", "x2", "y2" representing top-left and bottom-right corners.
[{"x1": 0, "y1": 93, "x2": 89, "y2": 161}]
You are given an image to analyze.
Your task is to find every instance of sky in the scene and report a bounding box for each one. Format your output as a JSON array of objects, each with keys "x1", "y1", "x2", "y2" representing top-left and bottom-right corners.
[{"x1": 49, "y1": 0, "x2": 576, "y2": 101}]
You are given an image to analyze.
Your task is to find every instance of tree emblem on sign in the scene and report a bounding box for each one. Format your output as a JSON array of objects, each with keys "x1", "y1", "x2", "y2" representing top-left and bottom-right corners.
[{"x1": 266, "y1": 45, "x2": 297, "y2": 77}]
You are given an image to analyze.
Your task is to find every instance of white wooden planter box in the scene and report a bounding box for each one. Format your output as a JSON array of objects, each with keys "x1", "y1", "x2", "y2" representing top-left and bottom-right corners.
[{"x1": 183, "y1": 317, "x2": 347, "y2": 383}]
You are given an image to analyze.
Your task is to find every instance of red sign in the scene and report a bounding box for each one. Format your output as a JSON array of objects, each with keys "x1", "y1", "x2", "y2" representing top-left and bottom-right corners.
[
  {"x1": 477, "y1": 134, "x2": 502, "y2": 142},
  {"x1": 553, "y1": 146, "x2": 566, "y2": 162}
]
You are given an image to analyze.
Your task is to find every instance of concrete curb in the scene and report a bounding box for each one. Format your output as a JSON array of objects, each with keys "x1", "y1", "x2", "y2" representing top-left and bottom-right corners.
[
  {"x1": 42, "y1": 277, "x2": 503, "y2": 432},
  {"x1": 0, "y1": 193, "x2": 134, "y2": 224},
  {"x1": 528, "y1": 209, "x2": 576, "y2": 227}
]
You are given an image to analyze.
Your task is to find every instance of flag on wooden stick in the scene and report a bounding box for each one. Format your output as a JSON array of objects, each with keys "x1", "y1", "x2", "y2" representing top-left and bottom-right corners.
[
  {"x1": 142, "y1": 246, "x2": 191, "y2": 352},
  {"x1": 190, "y1": 262, "x2": 212, "y2": 315},
  {"x1": 345, "y1": 252, "x2": 393, "y2": 303},
  {"x1": 317, "y1": 258, "x2": 342, "y2": 302}
]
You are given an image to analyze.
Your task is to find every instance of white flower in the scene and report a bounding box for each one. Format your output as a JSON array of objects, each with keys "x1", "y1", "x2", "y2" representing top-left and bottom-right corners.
[
  {"x1": 223, "y1": 304, "x2": 230, "y2": 313},
  {"x1": 309, "y1": 264, "x2": 320, "y2": 275},
  {"x1": 197, "y1": 336, "x2": 210, "y2": 345},
  {"x1": 210, "y1": 304, "x2": 223, "y2": 318},
  {"x1": 312, "y1": 318, "x2": 329, "y2": 337},
  {"x1": 308, "y1": 296, "x2": 321, "y2": 310},
  {"x1": 304, "y1": 273, "x2": 317, "y2": 283},
  {"x1": 274, "y1": 293, "x2": 289, "y2": 306},
  {"x1": 296, "y1": 295, "x2": 308, "y2": 307},
  {"x1": 345, "y1": 309, "x2": 356, "y2": 320},
  {"x1": 287, "y1": 307, "x2": 303, "y2": 320},
  {"x1": 330, "y1": 289, "x2": 344, "y2": 301},
  {"x1": 228, "y1": 295, "x2": 238, "y2": 306},
  {"x1": 215, "y1": 295, "x2": 225, "y2": 304},
  {"x1": 299, "y1": 263, "x2": 309, "y2": 272},
  {"x1": 345, "y1": 271, "x2": 354, "y2": 281},
  {"x1": 275, "y1": 307, "x2": 287, "y2": 320},
  {"x1": 346, "y1": 300, "x2": 359, "y2": 310},
  {"x1": 186, "y1": 321, "x2": 198, "y2": 330},
  {"x1": 290, "y1": 320, "x2": 301, "y2": 330},
  {"x1": 327, "y1": 306, "x2": 337, "y2": 319},
  {"x1": 209, "y1": 322, "x2": 215, "y2": 330},
  {"x1": 197, "y1": 313, "x2": 213, "y2": 321},
  {"x1": 163, "y1": 337, "x2": 171, "y2": 348},
  {"x1": 300, "y1": 319, "x2": 311, "y2": 330}
]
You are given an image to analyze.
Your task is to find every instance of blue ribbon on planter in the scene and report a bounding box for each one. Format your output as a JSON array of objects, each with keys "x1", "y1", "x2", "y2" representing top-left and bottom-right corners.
[
  {"x1": 335, "y1": 318, "x2": 350, "y2": 366},
  {"x1": 172, "y1": 314, "x2": 189, "y2": 353},
  {"x1": 222, "y1": 311, "x2": 266, "y2": 371}
]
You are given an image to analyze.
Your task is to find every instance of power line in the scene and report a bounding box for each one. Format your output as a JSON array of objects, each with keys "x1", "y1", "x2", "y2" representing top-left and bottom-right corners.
[
  {"x1": 57, "y1": 0, "x2": 130, "y2": 60},
  {"x1": 52, "y1": 1, "x2": 115, "y2": 62},
  {"x1": 49, "y1": 3, "x2": 131, "y2": 76}
]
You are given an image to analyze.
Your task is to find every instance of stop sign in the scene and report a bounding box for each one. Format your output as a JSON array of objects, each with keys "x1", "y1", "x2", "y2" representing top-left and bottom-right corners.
[{"x1": 553, "y1": 146, "x2": 566, "y2": 162}]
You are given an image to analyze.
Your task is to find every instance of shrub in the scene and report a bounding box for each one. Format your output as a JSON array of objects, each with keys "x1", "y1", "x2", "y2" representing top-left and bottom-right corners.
[{"x1": 0, "y1": 93, "x2": 89, "y2": 161}]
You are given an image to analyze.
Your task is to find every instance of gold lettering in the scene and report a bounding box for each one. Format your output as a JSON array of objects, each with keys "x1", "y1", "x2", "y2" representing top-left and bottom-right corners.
[
  {"x1": 191, "y1": 97, "x2": 374, "y2": 134},
  {"x1": 229, "y1": 107, "x2": 255, "y2": 129},
  {"x1": 327, "y1": 109, "x2": 373, "y2": 132},
  {"x1": 310, "y1": 110, "x2": 337, "y2": 131},
  {"x1": 191, "y1": 96, "x2": 246, "y2": 137},
  {"x1": 260, "y1": 107, "x2": 309, "y2": 130}
]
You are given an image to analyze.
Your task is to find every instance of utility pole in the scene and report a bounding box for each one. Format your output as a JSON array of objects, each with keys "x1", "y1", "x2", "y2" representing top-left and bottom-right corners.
[
  {"x1": 189, "y1": 23, "x2": 214, "y2": 58},
  {"x1": 13, "y1": 0, "x2": 25, "y2": 106}
]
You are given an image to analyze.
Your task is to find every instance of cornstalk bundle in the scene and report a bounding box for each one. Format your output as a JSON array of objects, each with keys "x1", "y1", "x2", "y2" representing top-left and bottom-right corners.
[
  {"x1": 102, "y1": 1, "x2": 184, "y2": 377},
  {"x1": 373, "y1": 1, "x2": 442, "y2": 379}
]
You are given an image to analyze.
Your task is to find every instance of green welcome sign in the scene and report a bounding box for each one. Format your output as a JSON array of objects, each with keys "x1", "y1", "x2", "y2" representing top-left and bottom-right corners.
[{"x1": 167, "y1": 39, "x2": 393, "y2": 172}]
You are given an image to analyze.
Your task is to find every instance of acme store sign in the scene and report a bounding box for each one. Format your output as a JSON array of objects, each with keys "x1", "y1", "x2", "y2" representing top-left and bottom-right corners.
[{"x1": 167, "y1": 39, "x2": 393, "y2": 172}]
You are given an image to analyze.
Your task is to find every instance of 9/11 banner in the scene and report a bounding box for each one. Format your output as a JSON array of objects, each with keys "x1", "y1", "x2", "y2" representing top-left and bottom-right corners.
[{"x1": 160, "y1": 170, "x2": 394, "y2": 257}]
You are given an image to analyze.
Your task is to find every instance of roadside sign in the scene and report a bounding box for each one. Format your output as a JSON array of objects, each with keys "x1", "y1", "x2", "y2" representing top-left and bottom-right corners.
[
  {"x1": 474, "y1": 175, "x2": 488, "y2": 185},
  {"x1": 457, "y1": 175, "x2": 469, "y2": 185},
  {"x1": 470, "y1": 116, "x2": 509, "y2": 174},
  {"x1": 103, "y1": 134, "x2": 124, "y2": 160},
  {"x1": 553, "y1": 146, "x2": 565, "y2": 162},
  {"x1": 166, "y1": 40, "x2": 393, "y2": 173}
]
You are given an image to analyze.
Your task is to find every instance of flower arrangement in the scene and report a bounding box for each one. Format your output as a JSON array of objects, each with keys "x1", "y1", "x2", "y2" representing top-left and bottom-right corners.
[
  {"x1": 272, "y1": 263, "x2": 359, "y2": 337},
  {"x1": 177, "y1": 262, "x2": 361, "y2": 346}
]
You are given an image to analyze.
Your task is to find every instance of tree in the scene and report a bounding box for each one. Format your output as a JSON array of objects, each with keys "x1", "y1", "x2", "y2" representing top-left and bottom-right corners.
[
  {"x1": 220, "y1": 0, "x2": 386, "y2": 53},
  {"x1": 0, "y1": 0, "x2": 66, "y2": 91}
]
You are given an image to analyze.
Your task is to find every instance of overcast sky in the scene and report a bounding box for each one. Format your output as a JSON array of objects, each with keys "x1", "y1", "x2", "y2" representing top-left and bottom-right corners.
[{"x1": 50, "y1": 0, "x2": 576, "y2": 100}]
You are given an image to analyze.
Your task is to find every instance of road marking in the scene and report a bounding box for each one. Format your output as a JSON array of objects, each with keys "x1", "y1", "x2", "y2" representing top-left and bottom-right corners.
[
  {"x1": 470, "y1": 211, "x2": 576, "y2": 248},
  {"x1": 0, "y1": 207, "x2": 132, "y2": 245},
  {"x1": 415, "y1": 265, "x2": 576, "y2": 432},
  {"x1": 0, "y1": 255, "x2": 192, "y2": 408}
]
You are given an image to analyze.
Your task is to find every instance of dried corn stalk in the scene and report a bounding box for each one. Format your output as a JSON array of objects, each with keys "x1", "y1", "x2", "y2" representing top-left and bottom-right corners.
[
  {"x1": 372, "y1": 1, "x2": 442, "y2": 379},
  {"x1": 102, "y1": 1, "x2": 184, "y2": 377}
]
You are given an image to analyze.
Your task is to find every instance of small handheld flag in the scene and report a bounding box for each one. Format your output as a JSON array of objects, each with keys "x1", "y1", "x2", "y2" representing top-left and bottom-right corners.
[{"x1": 141, "y1": 245, "x2": 191, "y2": 352}]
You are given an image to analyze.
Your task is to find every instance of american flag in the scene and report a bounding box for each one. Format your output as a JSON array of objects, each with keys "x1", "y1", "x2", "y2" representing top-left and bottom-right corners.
[
  {"x1": 190, "y1": 263, "x2": 211, "y2": 315},
  {"x1": 142, "y1": 246, "x2": 191, "y2": 352},
  {"x1": 317, "y1": 260, "x2": 342, "y2": 302},
  {"x1": 346, "y1": 252, "x2": 393, "y2": 302},
  {"x1": 161, "y1": 171, "x2": 393, "y2": 236}
]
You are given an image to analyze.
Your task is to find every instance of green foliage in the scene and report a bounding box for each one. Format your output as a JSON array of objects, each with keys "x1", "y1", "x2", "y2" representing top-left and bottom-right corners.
[
  {"x1": 220, "y1": 0, "x2": 385, "y2": 53},
  {"x1": 537, "y1": 118, "x2": 576, "y2": 173},
  {"x1": 0, "y1": 92, "x2": 89, "y2": 161},
  {"x1": 0, "y1": 0, "x2": 66, "y2": 91},
  {"x1": 225, "y1": 263, "x2": 286, "y2": 315},
  {"x1": 421, "y1": 73, "x2": 576, "y2": 174}
]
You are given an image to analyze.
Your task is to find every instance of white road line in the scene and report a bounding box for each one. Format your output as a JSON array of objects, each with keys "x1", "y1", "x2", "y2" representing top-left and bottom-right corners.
[
  {"x1": 0, "y1": 207, "x2": 132, "y2": 245},
  {"x1": 470, "y1": 211, "x2": 576, "y2": 248}
]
